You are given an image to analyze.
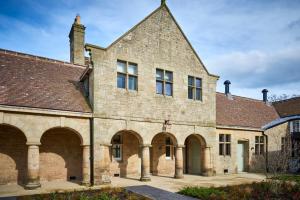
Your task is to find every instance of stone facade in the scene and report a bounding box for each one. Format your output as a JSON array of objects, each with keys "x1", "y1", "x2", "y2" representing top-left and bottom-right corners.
[{"x1": 0, "y1": 3, "x2": 290, "y2": 190}]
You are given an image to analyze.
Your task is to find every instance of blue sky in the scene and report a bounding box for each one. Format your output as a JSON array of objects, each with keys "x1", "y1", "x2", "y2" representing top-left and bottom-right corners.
[{"x1": 0, "y1": 0, "x2": 299, "y2": 99}]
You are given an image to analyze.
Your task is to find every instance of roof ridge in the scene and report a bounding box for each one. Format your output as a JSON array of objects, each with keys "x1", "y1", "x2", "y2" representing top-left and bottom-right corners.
[
  {"x1": 273, "y1": 96, "x2": 300, "y2": 104},
  {"x1": 0, "y1": 48, "x2": 87, "y2": 69},
  {"x1": 216, "y1": 92, "x2": 264, "y2": 102}
]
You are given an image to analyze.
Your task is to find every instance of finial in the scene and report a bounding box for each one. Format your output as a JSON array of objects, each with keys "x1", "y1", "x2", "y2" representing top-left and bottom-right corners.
[{"x1": 161, "y1": 0, "x2": 166, "y2": 5}]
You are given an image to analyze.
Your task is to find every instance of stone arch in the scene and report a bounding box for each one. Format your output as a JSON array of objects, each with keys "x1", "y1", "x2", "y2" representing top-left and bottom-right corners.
[
  {"x1": 0, "y1": 124, "x2": 27, "y2": 185},
  {"x1": 150, "y1": 132, "x2": 178, "y2": 177},
  {"x1": 184, "y1": 134, "x2": 207, "y2": 175},
  {"x1": 39, "y1": 127, "x2": 83, "y2": 182},
  {"x1": 110, "y1": 130, "x2": 143, "y2": 178}
]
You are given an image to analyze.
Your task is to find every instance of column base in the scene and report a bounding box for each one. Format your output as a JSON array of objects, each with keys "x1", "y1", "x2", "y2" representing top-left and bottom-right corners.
[
  {"x1": 25, "y1": 182, "x2": 41, "y2": 190},
  {"x1": 140, "y1": 176, "x2": 151, "y2": 182},
  {"x1": 174, "y1": 174, "x2": 184, "y2": 179},
  {"x1": 81, "y1": 180, "x2": 91, "y2": 186},
  {"x1": 203, "y1": 169, "x2": 214, "y2": 177}
]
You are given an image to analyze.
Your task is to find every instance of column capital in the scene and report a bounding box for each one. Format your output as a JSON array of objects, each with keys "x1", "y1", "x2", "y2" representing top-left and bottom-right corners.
[
  {"x1": 100, "y1": 143, "x2": 112, "y2": 147},
  {"x1": 140, "y1": 144, "x2": 152, "y2": 148},
  {"x1": 26, "y1": 142, "x2": 41, "y2": 146},
  {"x1": 176, "y1": 144, "x2": 185, "y2": 148},
  {"x1": 81, "y1": 144, "x2": 90, "y2": 147}
]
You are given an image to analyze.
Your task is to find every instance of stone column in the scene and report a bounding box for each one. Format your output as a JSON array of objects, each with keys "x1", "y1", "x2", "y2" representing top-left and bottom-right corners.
[
  {"x1": 174, "y1": 145, "x2": 184, "y2": 179},
  {"x1": 25, "y1": 144, "x2": 41, "y2": 189},
  {"x1": 140, "y1": 144, "x2": 151, "y2": 181},
  {"x1": 94, "y1": 143, "x2": 111, "y2": 185},
  {"x1": 82, "y1": 145, "x2": 90, "y2": 186},
  {"x1": 203, "y1": 147, "x2": 213, "y2": 176}
]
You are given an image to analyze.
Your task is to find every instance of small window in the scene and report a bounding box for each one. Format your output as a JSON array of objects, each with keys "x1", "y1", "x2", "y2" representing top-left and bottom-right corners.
[
  {"x1": 112, "y1": 134, "x2": 122, "y2": 161},
  {"x1": 156, "y1": 69, "x2": 173, "y2": 96},
  {"x1": 255, "y1": 136, "x2": 264, "y2": 155},
  {"x1": 188, "y1": 76, "x2": 202, "y2": 101},
  {"x1": 165, "y1": 137, "x2": 173, "y2": 159},
  {"x1": 117, "y1": 60, "x2": 138, "y2": 90},
  {"x1": 219, "y1": 134, "x2": 231, "y2": 156}
]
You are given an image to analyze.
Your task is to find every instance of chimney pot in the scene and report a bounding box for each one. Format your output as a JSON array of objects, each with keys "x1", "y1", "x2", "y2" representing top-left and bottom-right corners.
[
  {"x1": 224, "y1": 80, "x2": 231, "y2": 95},
  {"x1": 75, "y1": 14, "x2": 81, "y2": 24},
  {"x1": 262, "y1": 89, "x2": 268, "y2": 103}
]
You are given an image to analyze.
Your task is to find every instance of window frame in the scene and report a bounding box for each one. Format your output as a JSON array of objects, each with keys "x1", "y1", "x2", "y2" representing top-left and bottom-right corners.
[
  {"x1": 255, "y1": 136, "x2": 264, "y2": 155},
  {"x1": 117, "y1": 60, "x2": 138, "y2": 91},
  {"x1": 112, "y1": 134, "x2": 123, "y2": 161},
  {"x1": 165, "y1": 137, "x2": 173, "y2": 160},
  {"x1": 219, "y1": 134, "x2": 231, "y2": 156},
  {"x1": 156, "y1": 68, "x2": 173, "y2": 97},
  {"x1": 188, "y1": 76, "x2": 202, "y2": 101}
]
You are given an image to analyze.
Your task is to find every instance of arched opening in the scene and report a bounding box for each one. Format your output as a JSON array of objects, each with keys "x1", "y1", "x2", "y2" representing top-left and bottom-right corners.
[
  {"x1": 40, "y1": 127, "x2": 82, "y2": 183},
  {"x1": 110, "y1": 130, "x2": 142, "y2": 179},
  {"x1": 184, "y1": 134, "x2": 206, "y2": 175},
  {"x1": 150, "y1": 132, "x2": 178, "y2": 177},
  {"x1": 0, "y1": 124, "x2": 27, "y2": 185}
]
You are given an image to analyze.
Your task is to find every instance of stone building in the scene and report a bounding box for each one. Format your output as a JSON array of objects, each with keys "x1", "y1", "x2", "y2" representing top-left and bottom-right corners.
[{"x1": 0, "y1": 2, "x2": 295, "y2": 189}]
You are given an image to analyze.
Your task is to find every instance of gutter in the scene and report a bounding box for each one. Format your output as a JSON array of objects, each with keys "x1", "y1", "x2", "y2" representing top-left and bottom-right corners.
[{"x1": 262, "y1": 132, "x2": 269, "y2": 173}]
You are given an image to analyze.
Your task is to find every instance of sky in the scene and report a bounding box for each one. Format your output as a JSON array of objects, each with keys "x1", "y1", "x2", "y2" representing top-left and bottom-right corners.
[{"x1": 0, "y1": 0, "x2": 299, "y2": 99}]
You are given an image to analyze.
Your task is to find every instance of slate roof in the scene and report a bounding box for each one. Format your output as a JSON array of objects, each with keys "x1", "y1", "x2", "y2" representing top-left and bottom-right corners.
[
  {"x1": 216, "y1": 92, "x2": 279, "y2": 129},
  {"x1": 0, "y1": 49, "x2": 91, "y2": 113},
  {"x1": 272, "y1": 97, "x2": 300, "y2": 117}
]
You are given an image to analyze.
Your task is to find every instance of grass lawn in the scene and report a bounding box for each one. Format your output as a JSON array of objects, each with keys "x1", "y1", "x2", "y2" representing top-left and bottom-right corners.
[
  {"x1": 12, "y1": 187, "x2": 148, "y2": 200},
  {"x1": 178, "y1": 181, "x2": 300, "y2": 200}
]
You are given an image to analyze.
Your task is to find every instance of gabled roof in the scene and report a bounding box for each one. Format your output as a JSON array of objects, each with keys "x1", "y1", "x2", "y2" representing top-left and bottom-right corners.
[
  {"x1": 272, "y1": 97, "x2": 300, "y2": 117},
  {"x1": 0, "y1": 49, "x2": 91, "y2": 113},
  {"x1": 85, "y1": 4, "x2": 219, "y2": 78},
  {"x1": 216, "y1": 92, "x2": 279, "y2": 129}
]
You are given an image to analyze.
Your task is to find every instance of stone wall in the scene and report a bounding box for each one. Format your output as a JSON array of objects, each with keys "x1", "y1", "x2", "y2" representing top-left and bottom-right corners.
[
  {"x1": 0, "y1": 125, "x2": 27, "y2": 185},
  {"x1": 40, "y1": 128, "x2": 83, "y2": 182}
]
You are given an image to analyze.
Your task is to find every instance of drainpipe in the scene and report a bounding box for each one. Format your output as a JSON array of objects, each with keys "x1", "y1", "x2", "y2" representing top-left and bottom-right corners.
[
  {"x1": 90, "y1": 117, "x2": 94, "y2": 185},
  {"x1": 262, "y1": 132, "x2": 269, "y2": 173}
]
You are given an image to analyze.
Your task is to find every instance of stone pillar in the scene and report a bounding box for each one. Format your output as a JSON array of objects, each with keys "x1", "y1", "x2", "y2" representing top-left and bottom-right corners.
[
  {"x1": 174, "y1": 145, "x2": 184, "y2": 179},
  {"x1": 203, "y1": 147, "x2": 213, "y2": 176},
  {"x1": 82, "y1": 145, "x2": 90, "y2": 186},
  {"x1": 25, "y1": 144, "x2": 41, "y2": 189},
  {"x1": 140, "y1": 144, "x2": 151, "y2": 181},
  {"x1": 94, "y1": 143, "x2": 111, "y2": 185}
]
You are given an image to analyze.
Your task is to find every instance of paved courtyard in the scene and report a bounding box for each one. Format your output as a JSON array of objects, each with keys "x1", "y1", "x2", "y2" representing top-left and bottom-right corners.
[{"x1": 0, "y1": 173, "x2": 265, "y2": 198}]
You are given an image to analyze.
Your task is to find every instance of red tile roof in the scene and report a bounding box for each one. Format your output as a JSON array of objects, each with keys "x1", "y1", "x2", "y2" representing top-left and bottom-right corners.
[
  {"x1": 0, "y1": 49, "x2": 91, "y2": 113},
  {"x1": 216, "y1": 92, "x2": 279, "y2": 129},
  {"x1": 272, "y1": 97, "x2": 300, "y2": 117}
]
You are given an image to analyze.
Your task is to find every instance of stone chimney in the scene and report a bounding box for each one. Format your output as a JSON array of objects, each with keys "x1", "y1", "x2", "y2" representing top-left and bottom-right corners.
[
  {"x1": 262, "y1": 89, "x2": 268, "y2": 103},
  {"x1": 69, "y1": 14, "x2": 85, "y2": 65}
]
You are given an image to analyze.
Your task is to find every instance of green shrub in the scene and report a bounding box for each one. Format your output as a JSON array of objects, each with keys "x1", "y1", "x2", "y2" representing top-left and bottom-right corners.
[{"x1": 178, "y1": 187, "x2": 226, "y2": 199}]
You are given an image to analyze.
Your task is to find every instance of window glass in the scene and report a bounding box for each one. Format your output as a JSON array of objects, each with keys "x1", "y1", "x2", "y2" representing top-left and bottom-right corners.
[
  {"x1": 255, "y1": 136, "x2": 259, "y2": 143},
  {"x1": 188, "y1": 87, "x2": 193, "y2": 99},
  {"x1": 219, "y1": 134, "x2": 224, "y2": 142},
  {"x1": 226, "y1": 135, "x2": 231, "y2": 142},
  {"x1": 226, "y1": 143, "x2": 231, "y2": 155},
  {"x1": 165, "y1": 82, "x2": 172, "y2": 96},
  {"x1": 165, "y1": 71, "x2": 173, "y2": 82},
  {"x1": 188, "y1": 76, "x2": 194, "y2": 86},
  {"x1": 117, "y1": 73, "x2": 126, "y2": 88},
  {"x1": 128, "y1": 76, "x2": 137, "y2": 90},
  {"x1": 196, "y1": 78, "x2": 201, "y2": 88},
  {"x1": 112, "y1": 144, "x2": 121, "y2": 160},
  {"x1": 166, "y1": 146, "x2": 171, "y2": 158},
  {"x1": 117, "y1": 61, "x2": 126, "y2": 73},
  {"x1": 260, "y1": 136, "x2": 264, "y2": 143},
  {"x1": 156, "y1": 69, "x2": 164, "y2": 80},
  {"x1": 128, "y1": 63, "x2": 137, "y2": 75},
  {"x1": 166, "y1": 137, "x2": 172, "y2": 145},
  {"x1": 219, "y1": 143, "x2": 224, "y2": 155},
  {"x1": 156, "y1": 81, "x2": 163, "y2": 94},
  {"x1": 260, "y1": 144, "x2": 264, "y2": 155},
  {"x1": 196, "y1": 88, "x2": 201, "y2": 100}
]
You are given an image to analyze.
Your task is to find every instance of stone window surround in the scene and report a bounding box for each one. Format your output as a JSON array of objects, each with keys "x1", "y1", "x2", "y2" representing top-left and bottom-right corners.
[
  {"x1": 117, "y1": 60, "x2": 138, "y2": 91},
  {"x1": 219, "y1": 134, "x2": 231, "y2": 156},
  {"x1": 188, "y1": 75, "x2": 202, "y2": 101},
  {"x1": 156, "y1": 68, "x2": 173, "y2": 97}
]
